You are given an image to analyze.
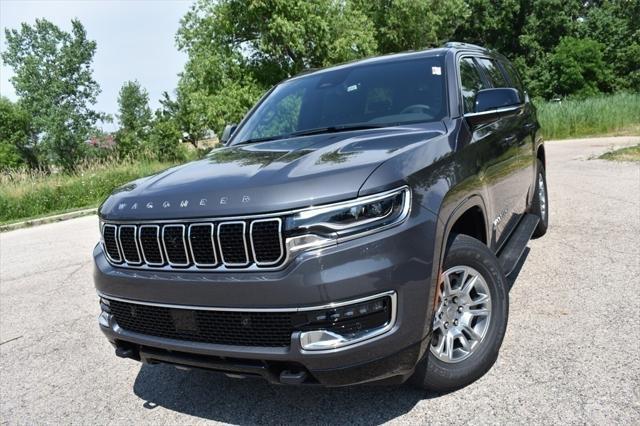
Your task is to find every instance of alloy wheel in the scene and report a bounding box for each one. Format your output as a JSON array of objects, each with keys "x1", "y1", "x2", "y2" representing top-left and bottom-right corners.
[{"x1": 430, "y1": 266, "x2": 492, "y2": 363}]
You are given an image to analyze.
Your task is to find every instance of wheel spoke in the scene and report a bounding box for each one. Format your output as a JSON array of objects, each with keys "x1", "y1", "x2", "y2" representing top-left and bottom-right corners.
[
  {"x1": 442, "y1": 274, "x2": 453, "y2": 297},
  {"x1": 460, "y1": 275, "x2": 478, "y2": 296},
  {"x1": 462, "y1": 324, "x2": 481, "y2": 341},
  {"x1": 445, "y1": 333, "x2": 455, "y2": 361}
]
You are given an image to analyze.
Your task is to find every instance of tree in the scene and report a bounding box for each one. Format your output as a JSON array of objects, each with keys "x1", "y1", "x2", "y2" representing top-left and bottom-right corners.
[
  {"x1": 0, "y1": 97, "x2": 38, "y2": 169},
  {"x1": 116, "y1": 80, "x2": 152, "y2": 157},
  {"x1": 175, "y1": 0, "x2": 378, "y2": 137},
  {"x1": 2, "y1": 19, "x2": 103, "y2": 170},
  {"x1": 354, "y1": 0, "x2": 470, "y2": 52},
  {"x1": 548, "y1": 37, "x2": 612, "y2": 97}
]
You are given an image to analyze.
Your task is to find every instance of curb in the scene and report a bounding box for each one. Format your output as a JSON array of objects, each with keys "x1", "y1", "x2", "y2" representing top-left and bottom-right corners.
[{"x1": 0, "y1": 208, "x2": 97, "y2": 233}]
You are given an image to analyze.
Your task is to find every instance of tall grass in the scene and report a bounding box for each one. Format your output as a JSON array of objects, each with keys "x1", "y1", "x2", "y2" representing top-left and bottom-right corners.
[
  {"x1": 0, "y1": 158, "x2": 180, "y2": 224},
  {"x1": 536, "y1": 92, "x2": 640, "y2": 140}
]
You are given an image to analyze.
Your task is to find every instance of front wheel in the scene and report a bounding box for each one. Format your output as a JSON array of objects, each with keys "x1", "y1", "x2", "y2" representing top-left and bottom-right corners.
[{"x1": 410, "y1": 234, "x2": 509, "y2": 392}]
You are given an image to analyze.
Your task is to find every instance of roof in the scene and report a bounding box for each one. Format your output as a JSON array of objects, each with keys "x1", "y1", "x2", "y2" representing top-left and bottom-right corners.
[{"x1": 290, "y1": 42, "x2": 490, "y2": 81}]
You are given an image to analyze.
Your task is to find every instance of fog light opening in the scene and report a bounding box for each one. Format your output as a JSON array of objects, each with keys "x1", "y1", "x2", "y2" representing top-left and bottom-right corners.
[{"x1": 299, "y1": 294, "x2": 396, "y2": 351}]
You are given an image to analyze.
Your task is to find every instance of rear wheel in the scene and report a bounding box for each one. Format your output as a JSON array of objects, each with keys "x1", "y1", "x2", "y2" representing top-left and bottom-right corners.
[
  {"x1": 531, "y1": 159, "x2": 548, "y2": 238},
  {"x1": 410, "y1": 234, "x2": 508, "y2": 392}
]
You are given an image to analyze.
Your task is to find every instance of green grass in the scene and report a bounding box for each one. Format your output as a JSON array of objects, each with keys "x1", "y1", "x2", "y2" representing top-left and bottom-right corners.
[
  {"x1": 599, "y1": 144, "x2": 640, "y2": 162},
  {"x1": 536, "y1": 92, "x2": 640, "y2": 140},
  {"x1": 0, "y1": 159, "x2": 179, "y2": 224}
]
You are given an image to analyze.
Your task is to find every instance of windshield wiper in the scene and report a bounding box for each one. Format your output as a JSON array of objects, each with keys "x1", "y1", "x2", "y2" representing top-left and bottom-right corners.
[{"x1": 289, "y1": 123, "x2": 388, "y2": 138}]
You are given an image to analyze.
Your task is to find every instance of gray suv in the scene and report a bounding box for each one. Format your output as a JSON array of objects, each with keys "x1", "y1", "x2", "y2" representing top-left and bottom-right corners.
[{"x1": 94, "y1": 43, "x2": 548, "y2": 391}]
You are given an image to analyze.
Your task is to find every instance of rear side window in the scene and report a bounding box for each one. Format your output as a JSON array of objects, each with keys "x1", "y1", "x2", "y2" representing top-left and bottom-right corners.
[
  {"x1": 500, "y1": 60, "x2": 525, "y2": 97},
  {"x1": 477, "y1": 58, "x2": 509, "y2": 88},
  {"x1": 459, "y1": 57, "x2": 486, "y2": 113}
]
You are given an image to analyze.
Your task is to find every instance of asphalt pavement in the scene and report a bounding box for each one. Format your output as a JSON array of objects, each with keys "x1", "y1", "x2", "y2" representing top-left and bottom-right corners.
[{"x1": 1, "y1": 136, "x2": 639, "y2": 425}]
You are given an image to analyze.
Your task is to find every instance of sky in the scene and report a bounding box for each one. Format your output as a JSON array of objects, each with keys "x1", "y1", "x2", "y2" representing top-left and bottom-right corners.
[{"x1": 0, "y1": 0, "x2": 193, "y2": 131}]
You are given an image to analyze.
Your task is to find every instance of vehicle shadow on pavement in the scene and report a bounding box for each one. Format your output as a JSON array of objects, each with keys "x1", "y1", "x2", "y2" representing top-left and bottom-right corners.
[
  {"x1": 133, "y1": 364, "x2": 433, "y2": 424},
  {"x1": 132, "y1": 249, "x2": 530, "y2": 423}
]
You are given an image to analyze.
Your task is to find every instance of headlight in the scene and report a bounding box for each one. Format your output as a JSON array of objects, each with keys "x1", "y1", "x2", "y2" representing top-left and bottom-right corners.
[{"x1": 284, "y1": 186, "x2": 411, "y2": 252}]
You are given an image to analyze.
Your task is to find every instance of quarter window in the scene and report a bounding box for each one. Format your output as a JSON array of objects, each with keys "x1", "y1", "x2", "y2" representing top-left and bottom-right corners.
[{"x1": 459, "y1": 57, "x2": 486, "y2": 113}]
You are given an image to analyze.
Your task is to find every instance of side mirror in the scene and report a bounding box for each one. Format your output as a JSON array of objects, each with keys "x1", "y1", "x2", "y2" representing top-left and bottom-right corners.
[
  {"x1": 465, "y1": 88, "x2": 523, "y2": 127},
  {"x1": 220, "y1": 123, "x2": 238, "y2": 145}
]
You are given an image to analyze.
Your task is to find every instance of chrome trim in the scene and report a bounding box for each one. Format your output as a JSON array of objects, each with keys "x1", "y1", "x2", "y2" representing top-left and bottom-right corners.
[
  {"x1": 188, "y1": 223, "x2": 218, "y2": 267},
  {"x1": 118, "y1": 225, "x2": 142, "y2": 265},
  {"x1": 463, "y1": 104, "x2": 523, "y2": 119},
  {"x1": 217, "y1": 221, "x2": 250, "y2": 267},
  {"x1": 101, "y1": 223, "x2": 122, "y2": 263},
  {"x1": 138, "y1": 224, "x2": 164, "y2": 266},
  {"x1": 97, "y1": 290, "x2": 395, "y2": 313},
  {"x1": 249, "y1": 218, "x2": 284, "y2": 266},
  {"x1": 99, "y1": 186, "x2": 410, "y2": 272},
  {"x1": 300, "y1": 292, "x2": 397, "y2": 352},
  {"x1": 98, "y1": 186, "x2": 409, "y2": 225},
  {"x1": 162, "y1": 224, "x2": 190, "y2": 267}
]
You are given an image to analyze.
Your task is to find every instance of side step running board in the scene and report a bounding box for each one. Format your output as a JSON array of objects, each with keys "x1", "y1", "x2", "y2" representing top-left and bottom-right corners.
[{"x1": 497, "y1": 213, "x2": 539, "y2": 276}]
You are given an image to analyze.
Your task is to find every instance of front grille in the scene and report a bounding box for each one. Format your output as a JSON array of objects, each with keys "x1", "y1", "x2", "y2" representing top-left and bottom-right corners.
[
  {"x1": 109, "y1": 300, "x2": 294, "y2": 347},
  {"x1": 119, "y1": 226, "x2": 140, "y2": 264},
  {"x1": 101, "y1": 218, "x2": 284, "y2": 270}
]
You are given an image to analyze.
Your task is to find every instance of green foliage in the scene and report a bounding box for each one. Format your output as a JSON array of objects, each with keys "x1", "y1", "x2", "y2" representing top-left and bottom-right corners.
[
  {"x1": 354, "y1": 0, "x2": 470, "y2": 52},
  {"x1": 115, "y1": 80, "x2": 152, "y2": 157},
  {"x1": 175, "y1": 0, "x2": 379, "y2": 137},
  {"x1": 0, "y1": 159, "x2": 177, "y2": 224},
  {"x1": 536, "y1": 93, "x2": 640, "y2": 140},
  {"x1": 548, "y1": 37, "x2": 612, "y2": 98},
  {"x1": 0, "y1": 97, "x2": 37, "y2": 169},
  {"x1": 2, "y1": 19, "x2": 104, "y2": 171}
]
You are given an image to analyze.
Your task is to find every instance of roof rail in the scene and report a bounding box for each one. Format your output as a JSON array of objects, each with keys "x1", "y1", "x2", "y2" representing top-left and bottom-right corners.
[{"x1": 442, "y1": 42, "x2": 486, "y2": 51}]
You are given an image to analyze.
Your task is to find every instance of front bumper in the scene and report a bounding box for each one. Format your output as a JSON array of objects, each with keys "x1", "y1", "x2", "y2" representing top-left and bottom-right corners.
[{"x1": 94, "y1": 207, "x2": 439, "y2": 386}]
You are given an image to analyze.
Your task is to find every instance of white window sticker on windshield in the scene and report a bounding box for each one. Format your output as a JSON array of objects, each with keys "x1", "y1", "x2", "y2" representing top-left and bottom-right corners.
[
  {"x1": 432, "y1": 66, "x2": 442, "y2": 76},
  {"x1": 347, "y1": 84, "x2": 359, "y2": 92}
]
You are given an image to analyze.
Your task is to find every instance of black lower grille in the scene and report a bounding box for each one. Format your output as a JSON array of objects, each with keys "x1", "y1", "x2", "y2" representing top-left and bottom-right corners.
[{"x1": 109, "y1": 300, "x2": 295, "y2": 347}]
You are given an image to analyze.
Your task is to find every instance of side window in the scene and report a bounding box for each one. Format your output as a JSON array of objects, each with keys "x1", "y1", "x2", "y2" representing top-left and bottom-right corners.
[
  {"x1": 459, "y1": 57, "x2": 486, "y2": 113},
  {"x1": 477, "y1": 58, "x2": 509, "y2": 88},
  {"x1": 500, "y1": 60, "x2": 525, "y2": 97}
]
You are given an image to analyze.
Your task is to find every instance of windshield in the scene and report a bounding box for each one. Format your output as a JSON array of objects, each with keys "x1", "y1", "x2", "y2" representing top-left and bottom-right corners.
[{"x1": 231, "y1": 56, "x2": 447, "y2": 145}]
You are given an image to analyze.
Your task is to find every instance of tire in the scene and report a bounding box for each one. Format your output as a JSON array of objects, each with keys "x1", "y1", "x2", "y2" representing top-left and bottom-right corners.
[
  {"x1": 410, "y1": 234, "x2": 509, "y2": 393},
  {"x1": 531, "y1": 159, "x2": 549, "y2": 238}
]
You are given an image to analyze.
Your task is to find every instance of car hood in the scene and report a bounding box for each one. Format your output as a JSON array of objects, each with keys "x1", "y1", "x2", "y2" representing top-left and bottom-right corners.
[{"x1": 100, "y1": 122, "x2": 446, "y2": 220}]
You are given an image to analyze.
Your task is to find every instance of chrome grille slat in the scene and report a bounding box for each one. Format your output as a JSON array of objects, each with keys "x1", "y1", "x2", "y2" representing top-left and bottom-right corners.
[
  {"x1": 139, "y1": 225, "x2": 164, "y2": 266},
  {"x1": 250, "y1": 218, "x2": 284, "y2": 266},
  {"x1": 102, "y1": 224, "x2": 122, "y2": 263},
  {"x1": 188, "y1": 223, "x2": 217, "y2": 267},
  {"x1": 162, "y1": 224, "x2": 189, "y2": 266},
  {"x1": 118, "y1": 225, "x2": 141, "y2": 264},
  {"x1": 217, "y1": 221, "x2": 250, "y2": 266},
  {"x1": 101, "y1": 218, "x2": 284, "y2": 271}
]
